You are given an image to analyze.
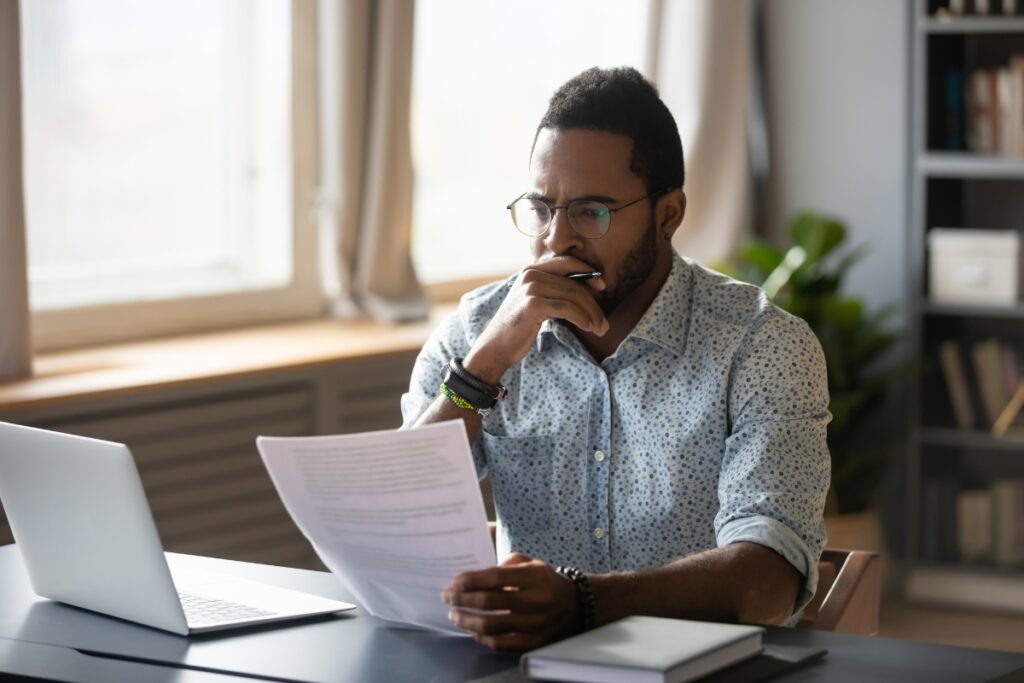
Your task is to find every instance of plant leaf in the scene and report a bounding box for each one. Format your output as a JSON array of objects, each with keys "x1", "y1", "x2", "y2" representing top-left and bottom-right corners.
[{"x1": 789, "y1": 212, "x2": 846, "y2": 263}]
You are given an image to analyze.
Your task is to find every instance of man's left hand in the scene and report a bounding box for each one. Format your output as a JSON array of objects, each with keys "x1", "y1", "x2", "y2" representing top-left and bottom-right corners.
[{"x1": 442, "y1": 553, "x2": 581, "y2": 651}]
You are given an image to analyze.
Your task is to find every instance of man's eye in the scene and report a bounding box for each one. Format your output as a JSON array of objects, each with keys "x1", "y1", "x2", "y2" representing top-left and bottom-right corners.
[{"x1": 580, "y1": 207, "x2": 609, "y2": 219}]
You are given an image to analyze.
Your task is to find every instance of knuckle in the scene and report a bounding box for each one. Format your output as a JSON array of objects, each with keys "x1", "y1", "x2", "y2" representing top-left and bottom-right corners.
[{"x1": 477, "y1": 594, "x2": 502, "y2": 610}]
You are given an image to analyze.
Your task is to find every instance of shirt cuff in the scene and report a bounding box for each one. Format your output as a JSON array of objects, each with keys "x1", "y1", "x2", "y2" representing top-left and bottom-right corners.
[{"x1": 717, "y1": 514, "x2": 820, "y2": 623}]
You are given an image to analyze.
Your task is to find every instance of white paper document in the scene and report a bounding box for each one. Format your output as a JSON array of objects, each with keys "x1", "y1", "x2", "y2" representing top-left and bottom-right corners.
[{"x1": 256, "y1": 420, "x2": 496, "y2": 634}]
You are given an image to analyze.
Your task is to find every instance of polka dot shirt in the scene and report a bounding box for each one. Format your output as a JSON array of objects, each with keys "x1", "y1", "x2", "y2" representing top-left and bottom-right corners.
[{"x1": 401, "y1": 253, "x2": 831, "y2": 619}]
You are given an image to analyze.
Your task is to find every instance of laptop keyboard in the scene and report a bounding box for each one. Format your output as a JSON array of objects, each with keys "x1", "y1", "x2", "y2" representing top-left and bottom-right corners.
[{"x1": 178, "y1": 592, "x2": 276, "y2": 626}]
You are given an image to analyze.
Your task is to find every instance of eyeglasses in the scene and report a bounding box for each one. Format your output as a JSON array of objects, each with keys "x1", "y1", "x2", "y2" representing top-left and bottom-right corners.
[{"x1": 506, "y1": 191, "x2": 664, "y2": 239}]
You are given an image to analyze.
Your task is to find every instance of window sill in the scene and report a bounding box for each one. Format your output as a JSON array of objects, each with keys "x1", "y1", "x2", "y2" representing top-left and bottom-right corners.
[{"x1": 0, "y1": 306, "x2": 455, "y2": 414}]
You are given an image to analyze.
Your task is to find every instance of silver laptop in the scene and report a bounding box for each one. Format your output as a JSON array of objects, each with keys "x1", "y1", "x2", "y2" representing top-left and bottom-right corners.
[{"x1": 0, "y1": 422, "x2": 355, "y2": 635}]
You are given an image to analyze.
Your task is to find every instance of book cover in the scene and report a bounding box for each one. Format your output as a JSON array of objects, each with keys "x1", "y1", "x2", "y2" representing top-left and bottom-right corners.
[
  {"x1": 1011, "y1": 57, "x2": 1024, "y2": 156},
  {"x1": 971, "y1": 338, "x2": 1008, "y2": 427},
  {"x1": 520, "y1": 616, "x2": 763, "y2": 683},
  {"x1": 956, "y1": 489, "x2": 992, "y2": 563},
  {"x1": 938, "y1": 339, "x2": 976, "y2": 430},
  {"x1": 1001, "y1": 343, "x2": 1021, "y2": 399},
  {"x1": 991, "y1": 478, "x2": 1024, "y2": 567},
  {"x1": 968, "y1": 69, "x2": 996, "y2": 154},
  {"x1": 996, "y1": 68, "x2": 1017, "y2": 157},
  {"x1": 945, "y1": 69, "x2": 966, "y2": 151}
]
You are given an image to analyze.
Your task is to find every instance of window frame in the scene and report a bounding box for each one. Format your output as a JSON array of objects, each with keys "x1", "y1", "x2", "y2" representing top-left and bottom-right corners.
[{"x1": 29, "y1": 0, "x2": 324, "y2": 353}]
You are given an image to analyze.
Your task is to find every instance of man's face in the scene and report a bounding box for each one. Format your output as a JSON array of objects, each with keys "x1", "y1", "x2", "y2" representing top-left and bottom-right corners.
[{"x1": 528, "y1": 127, "x2": 664, "y2": 315}]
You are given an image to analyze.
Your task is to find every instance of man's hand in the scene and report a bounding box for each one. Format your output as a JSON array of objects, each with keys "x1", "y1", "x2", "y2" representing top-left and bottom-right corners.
[
  {"x1": 442, "y1": 553, "x2": 581, "y2": 651},
  {"x1": 463, "y1": 257, "x2": 609, "y2": 384}
]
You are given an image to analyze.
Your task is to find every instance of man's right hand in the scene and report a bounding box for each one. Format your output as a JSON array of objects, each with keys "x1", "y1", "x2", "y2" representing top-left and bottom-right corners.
[{"x1": 463, "y1": 257, "x2": 610, "y2": 384}]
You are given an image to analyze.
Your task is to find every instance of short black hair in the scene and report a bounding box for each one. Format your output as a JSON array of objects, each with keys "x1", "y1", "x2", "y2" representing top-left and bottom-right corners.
[{"x1": 534, "y1": 66, "x2": 684, "y2": 193}]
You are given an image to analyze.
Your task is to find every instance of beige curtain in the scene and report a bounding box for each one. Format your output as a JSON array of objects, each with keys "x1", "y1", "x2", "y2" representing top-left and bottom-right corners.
[
  {"x1": 317, "y1": 0, "x2": 427, "y2": 322},
  {"x1": 648, "y1": 0, "x2": 754, "y2": 264},
  {"x1": 0, "y1": 0, "x2": 32, "y2": 381}
]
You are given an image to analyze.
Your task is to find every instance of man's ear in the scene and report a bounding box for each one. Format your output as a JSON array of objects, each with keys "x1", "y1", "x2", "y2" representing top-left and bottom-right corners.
[{"x1": 658, "y1": 189, "x2": 686, "y2": 241}]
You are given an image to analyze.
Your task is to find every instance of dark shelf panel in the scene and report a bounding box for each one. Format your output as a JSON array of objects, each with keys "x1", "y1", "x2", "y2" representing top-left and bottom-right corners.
[
  {"x1": 923, "y1": 16, "x2": 1024, "y2": 33},
  {"x1": 921, "y1": 301, "x2": 1024, "y2": 318},
  {"x1": 914, "y1": 561, "x2": 1024, "y2": 578},
  {"x1": 919, "y1": 152, "x2": 1024, "y2": 178},
  {"x1": 921, "y1": 427, "x2": 1024, "y2": 452}
]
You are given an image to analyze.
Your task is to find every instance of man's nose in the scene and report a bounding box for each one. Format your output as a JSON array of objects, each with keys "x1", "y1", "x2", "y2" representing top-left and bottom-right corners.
[{"x1": 542, "y1": 207, "x2": 583, "y2": 255}]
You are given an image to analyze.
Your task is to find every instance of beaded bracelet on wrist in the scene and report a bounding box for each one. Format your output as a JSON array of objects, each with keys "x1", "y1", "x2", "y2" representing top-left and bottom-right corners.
[
  {"x1": 439, "y1": 382, "x2": 491, "y2": 416},
  {"x1": 555, "y1": 565, "x2": 596, "y2": 631}
]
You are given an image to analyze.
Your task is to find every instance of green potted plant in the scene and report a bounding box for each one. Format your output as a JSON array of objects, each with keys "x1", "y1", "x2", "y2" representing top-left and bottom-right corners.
[{"x1": 716, "y1": 211, "x2": 900, "y2": 548}]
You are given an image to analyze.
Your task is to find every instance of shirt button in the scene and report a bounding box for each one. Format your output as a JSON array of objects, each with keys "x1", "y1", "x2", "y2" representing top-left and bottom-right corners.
[
  {"x1": 594, "y1": 450, "x2": 606, "y2": 462},
  {"x1": 593, "y1": 527, "x2": 605, "y2": 539}
]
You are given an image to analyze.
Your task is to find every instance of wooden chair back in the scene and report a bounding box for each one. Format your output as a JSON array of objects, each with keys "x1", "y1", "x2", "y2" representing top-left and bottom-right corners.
[{"x1": 798, "y1": 548, "x2": 880, "y2": 635}]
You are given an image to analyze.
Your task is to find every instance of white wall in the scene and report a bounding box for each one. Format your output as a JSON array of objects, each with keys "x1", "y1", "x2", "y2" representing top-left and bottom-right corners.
[
  {"x1": 764, "y1": 0, "x2": 910, "y2": 314},
  {"x1": 763, "y1": 1, "x2": 911, "y2": 556}
]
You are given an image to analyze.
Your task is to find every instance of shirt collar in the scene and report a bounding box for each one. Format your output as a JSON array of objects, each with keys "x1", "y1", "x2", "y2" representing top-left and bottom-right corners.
[
  {"x1": 625, "y1": 252, "x2": 692, "y2": 357},
  {"x1": 537, "y1": 252, "x2": 693, "y2": 357}
]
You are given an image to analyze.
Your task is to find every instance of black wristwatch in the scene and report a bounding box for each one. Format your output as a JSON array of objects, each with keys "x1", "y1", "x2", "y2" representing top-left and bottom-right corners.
[{"x1": 442, "y1": 357, "x2": 508, "y2": 414}]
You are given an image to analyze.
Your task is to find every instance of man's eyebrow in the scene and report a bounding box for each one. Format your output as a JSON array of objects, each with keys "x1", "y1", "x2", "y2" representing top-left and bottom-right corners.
[{"x1": 524, "y1": 192, "x2": 620, "y2": 204}]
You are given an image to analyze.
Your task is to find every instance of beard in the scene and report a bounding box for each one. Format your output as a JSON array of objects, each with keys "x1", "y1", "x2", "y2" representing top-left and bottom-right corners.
[{"x1": 596, "y1": 212, "x2": 659, "y2": 316}]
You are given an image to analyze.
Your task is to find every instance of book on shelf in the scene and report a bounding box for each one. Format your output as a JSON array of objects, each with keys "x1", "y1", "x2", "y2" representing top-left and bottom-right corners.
[
  {"x1": 971, "y1": 338, "x2": 1009, "y2": 425},
  {"x1": 520, "y1": 616, "x2": 764, "y2": 683},
  {"x1": 963, "y1": 57, "x2": 1024, "y2": 157},
  {"x1": 991, "y1": 478, "x2": 1024, "y2": 566},
  {"x1": 956, "y1": 488, "x2": 992, "y2": 563},
  {"x1": 938, "y1": 338, "x2": 1023, "y2": 433},
  {"x1": 939, "y1": 339, "x2": 975, "y2": 430},
  {"x1": 955, "y1": 479, "x2": 1024, "y2": 567}
]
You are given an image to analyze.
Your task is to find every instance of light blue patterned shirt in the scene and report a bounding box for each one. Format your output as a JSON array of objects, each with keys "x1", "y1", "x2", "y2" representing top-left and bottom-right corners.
[{"x1": 401, "y1": 253, "x2": 831, "y2": 617}]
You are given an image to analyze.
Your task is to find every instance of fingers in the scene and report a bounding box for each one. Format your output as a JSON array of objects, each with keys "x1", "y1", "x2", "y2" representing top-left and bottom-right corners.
[
  {"x1": 472, "y1": 631, "x2": 545, "y2": 652},
  {"x1": 447, "y1": 561, "x2": 543, "y2": 594},
  {"x1": 441, "y1": 556, "x2": 579, "y2": 652},
  {"x1": 518, "y1": 275, "x2": 608, "y2": 335},
  {"x1": 448, "y1": 605, "x2": 547, "y2": 636}
]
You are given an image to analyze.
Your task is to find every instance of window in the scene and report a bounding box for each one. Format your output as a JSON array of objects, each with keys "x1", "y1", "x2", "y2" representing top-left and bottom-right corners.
[
  {"x1": 410, "y1": 1, "x2": 651, "y2": 284},
  {"x1": 21, "y1": 0, "x2": 321, "y2": 349}
]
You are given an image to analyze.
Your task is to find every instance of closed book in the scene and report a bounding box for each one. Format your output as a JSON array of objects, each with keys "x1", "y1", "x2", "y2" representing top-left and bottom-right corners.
[
  {"x1": 972, "y1": 338, "x2": 1008, "y2": 427},
  {"x1": 968, "y1": 69, "x2": 996, "y2": 154},
  {"x1": 938, "y1": 340, "x2": 975, "y2": 430},
  {"x1": 520, "y1": 616, "x2": 763, "y2": 683},
  {"x1": 991, "y1": 478, "x2": 1024, "y2": 567},
  {"x1": 996, "y1": 68, "x2": 1017, "y2": 157},
  {"x1": 956, "y1": 489, "x2": 992, "y2": 563}
]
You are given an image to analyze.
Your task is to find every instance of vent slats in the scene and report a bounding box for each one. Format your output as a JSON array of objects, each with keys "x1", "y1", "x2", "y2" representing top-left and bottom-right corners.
[
  {"x1": 47, "y1": 389, "x2": 312, "y2": 444},
  {"x1": 133, "y1": 416, "x2": 310, "y2": 468},
  {"x1": 0, "y1": 352, "x2": 419, "y2": 568}
]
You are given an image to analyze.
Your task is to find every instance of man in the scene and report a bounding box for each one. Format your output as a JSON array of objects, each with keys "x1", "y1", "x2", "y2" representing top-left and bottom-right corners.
[{"x1": 400, "y1": 66, "x2": 830, "y2": 652}]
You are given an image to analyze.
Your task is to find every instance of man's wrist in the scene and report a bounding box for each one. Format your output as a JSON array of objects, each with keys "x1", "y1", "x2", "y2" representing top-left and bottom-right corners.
[
  {"x1": 555, "y1": 566, "x2": 596, "y2": 631},
  {"x1": 462, "y1": 346, "x2": 511, "y2": 386}
]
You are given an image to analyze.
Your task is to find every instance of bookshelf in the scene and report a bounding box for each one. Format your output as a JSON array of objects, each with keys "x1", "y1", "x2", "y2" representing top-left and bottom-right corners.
[
  {"x1": 907, "y1": 0, "x2": 1024, "y2": 611},
  {"x1": 920, "y1": 151, "x2": 1024, "y2": 177}
]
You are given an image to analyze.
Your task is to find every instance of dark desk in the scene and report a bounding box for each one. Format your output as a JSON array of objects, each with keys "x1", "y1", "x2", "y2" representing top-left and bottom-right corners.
[{"x1": 0, "y1": 544, "x2": 1021, "y2": 683}]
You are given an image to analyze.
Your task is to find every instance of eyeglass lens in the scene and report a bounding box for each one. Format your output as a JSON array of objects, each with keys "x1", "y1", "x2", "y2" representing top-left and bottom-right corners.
[{"x1": 510, "y1": 198, "x2": 611, "y2": 238}]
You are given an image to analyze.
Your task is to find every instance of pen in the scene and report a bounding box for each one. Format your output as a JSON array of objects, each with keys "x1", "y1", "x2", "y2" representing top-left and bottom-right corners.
[{"x1": 566, "y1": 271, "x2": 603, "y2": 281}]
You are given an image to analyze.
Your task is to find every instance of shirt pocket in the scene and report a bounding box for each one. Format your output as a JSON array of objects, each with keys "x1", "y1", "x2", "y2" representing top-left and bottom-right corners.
[{"x1": 481, "y1": 432, "x2": 553, "y2": 534}]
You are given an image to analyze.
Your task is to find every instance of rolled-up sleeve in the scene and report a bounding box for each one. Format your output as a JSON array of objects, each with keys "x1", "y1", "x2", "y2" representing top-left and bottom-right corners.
[
  {"x1": 399, "y1": 306, "x2": 489, "y2": 476},
  {"x1": 715, "y1": 311, "x2": 831, "y2": 619}
]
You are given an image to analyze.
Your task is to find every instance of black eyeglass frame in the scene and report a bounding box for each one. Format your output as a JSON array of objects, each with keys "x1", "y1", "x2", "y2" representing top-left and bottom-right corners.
[{"x1": 505, "y1": 189, "x2": 668, "y2": 239}]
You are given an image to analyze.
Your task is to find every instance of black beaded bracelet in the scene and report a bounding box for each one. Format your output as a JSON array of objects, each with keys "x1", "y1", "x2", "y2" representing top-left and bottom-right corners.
[{"x1": 555, "y1": 565, "x2": 596, "y2": 631}]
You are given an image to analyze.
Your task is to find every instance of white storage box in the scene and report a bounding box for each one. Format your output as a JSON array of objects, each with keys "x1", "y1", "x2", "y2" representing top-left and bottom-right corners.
[{"x1": 928, "y1": 228, "x2": 1023, "y2": 306}]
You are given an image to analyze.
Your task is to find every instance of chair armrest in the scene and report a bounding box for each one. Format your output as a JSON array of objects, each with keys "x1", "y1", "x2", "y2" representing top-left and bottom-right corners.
[{"x1": 813, "y1": 549, "x2": 881, "y2": 635}]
